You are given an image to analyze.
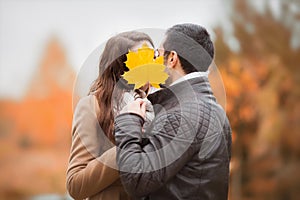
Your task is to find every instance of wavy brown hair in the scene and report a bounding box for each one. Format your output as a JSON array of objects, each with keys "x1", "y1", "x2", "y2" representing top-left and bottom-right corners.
[{"x1": 89, "y1": 31, "x2": 154, "y2": 143}]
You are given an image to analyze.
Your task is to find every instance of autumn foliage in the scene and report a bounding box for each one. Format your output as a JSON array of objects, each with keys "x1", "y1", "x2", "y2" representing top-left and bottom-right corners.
[
  {"x1": 0, "y1": 38, "x2": 75, "y2": 198},
  {"x1": 215, "y1": 1, "x2": 300, "y2": 199}
]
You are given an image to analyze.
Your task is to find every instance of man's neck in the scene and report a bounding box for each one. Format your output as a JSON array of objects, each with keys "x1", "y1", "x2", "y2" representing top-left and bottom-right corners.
[
  {"x1": 169, "y1": 68, "x2": 186, "y2": 85},
  {"x1": 171, "y1": 74, "x2": 186, "y2": 84}
]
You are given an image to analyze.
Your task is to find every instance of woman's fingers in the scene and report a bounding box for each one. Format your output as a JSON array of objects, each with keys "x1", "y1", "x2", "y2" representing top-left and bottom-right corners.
[
  {"x1": 120, "y1": 99, "x2": 146, "y2": 119},
  {"x1": 140, "y1": 101, "x2": 146, "y2": 117}
]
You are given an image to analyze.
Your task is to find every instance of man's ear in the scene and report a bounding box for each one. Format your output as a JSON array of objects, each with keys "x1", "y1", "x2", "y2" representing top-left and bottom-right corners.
[{"x1": 166, "y1": 51, "x2": 178, "y2": 69}]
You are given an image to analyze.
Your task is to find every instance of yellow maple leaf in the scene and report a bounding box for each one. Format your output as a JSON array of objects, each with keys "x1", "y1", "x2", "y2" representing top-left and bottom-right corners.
[{"x1": 123, "y1": 43, "x2": 168, "y2": 89}]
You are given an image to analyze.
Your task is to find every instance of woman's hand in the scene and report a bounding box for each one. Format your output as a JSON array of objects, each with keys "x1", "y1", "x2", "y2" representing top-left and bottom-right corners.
[
  {"x1": 134, "y1": 82, "x2": 150, "y2": 99},
  {"x1": 120, "y1": 99, "x2": 146, "y2": 119}
]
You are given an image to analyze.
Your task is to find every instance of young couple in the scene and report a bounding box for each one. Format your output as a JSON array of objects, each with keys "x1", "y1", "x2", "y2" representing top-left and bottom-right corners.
[{"x1": 67, "y1": 23, "x2": 232, "y2": 200}]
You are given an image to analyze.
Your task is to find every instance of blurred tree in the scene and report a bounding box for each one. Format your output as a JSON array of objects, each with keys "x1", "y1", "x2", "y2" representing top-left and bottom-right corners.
[
  {"x1": 0, "y1": 37, "x2": 75, "y2": 199},
  {"x1": 214, "y1": 0, "x2": 300, "y2": 199}
]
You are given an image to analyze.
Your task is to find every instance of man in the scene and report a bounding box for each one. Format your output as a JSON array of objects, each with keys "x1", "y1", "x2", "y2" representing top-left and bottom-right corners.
[{"x1": 114, "y1": 24, "x2": 232, "y2": 199}]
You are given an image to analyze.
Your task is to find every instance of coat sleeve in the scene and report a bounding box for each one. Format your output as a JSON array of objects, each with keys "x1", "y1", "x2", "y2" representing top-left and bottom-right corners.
[
  {"x1": 114, "y1": 112, "x2": 199, "y2": 198},
  {"x1": 66, "y1": 96, "x2": 119, "y2": 200}
]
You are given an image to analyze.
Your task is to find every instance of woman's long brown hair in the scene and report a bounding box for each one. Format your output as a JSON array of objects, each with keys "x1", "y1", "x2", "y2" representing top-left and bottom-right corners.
[{"x1": 89, "y1": 31, "x2": 154, "y2": 143}]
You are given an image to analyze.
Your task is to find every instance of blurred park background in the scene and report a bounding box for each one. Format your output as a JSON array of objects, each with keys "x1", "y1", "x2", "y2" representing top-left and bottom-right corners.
[{"x1": 0, "y1": 0, "x2": 299, "y2": 199}]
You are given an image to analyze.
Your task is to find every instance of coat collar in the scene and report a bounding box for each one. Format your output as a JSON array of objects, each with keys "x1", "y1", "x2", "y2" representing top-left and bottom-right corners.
[{"x1": 147, "y1": 76, "x2": 214, "y2": 107}]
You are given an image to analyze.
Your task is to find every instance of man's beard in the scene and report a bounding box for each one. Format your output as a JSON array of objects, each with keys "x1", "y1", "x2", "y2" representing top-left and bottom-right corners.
[
  {"x1": 164, "y1": 76, "x2": 172, "y2": 87},
  {"x1": 163, "y1": 65, "x2": 172, "y2": 87}
]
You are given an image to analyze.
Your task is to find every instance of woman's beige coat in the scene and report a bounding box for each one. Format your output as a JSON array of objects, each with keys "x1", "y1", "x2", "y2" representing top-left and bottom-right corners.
[{"x1": 66, "y1": 95, "x2": 130, "y2": 200}]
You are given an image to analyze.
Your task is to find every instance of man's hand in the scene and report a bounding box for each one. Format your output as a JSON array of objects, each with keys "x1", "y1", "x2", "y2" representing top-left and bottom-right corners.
[{"x1": 120, "y1": 99, "x2": 146, "y2": 119}]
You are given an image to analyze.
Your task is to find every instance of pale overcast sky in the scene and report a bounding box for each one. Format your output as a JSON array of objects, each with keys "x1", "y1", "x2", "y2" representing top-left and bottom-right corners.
[
  {"x1": 0, "y1": 0, "x2": 284, "y2": 99},
  {"x1": 0, "y1": 0, "x2": 234, "y2": 99}
]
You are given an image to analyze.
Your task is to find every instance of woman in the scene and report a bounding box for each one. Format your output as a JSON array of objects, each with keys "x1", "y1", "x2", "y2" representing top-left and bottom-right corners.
[{"x1": 66, "y1": 31, "x2": 154, "y2": 200}]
